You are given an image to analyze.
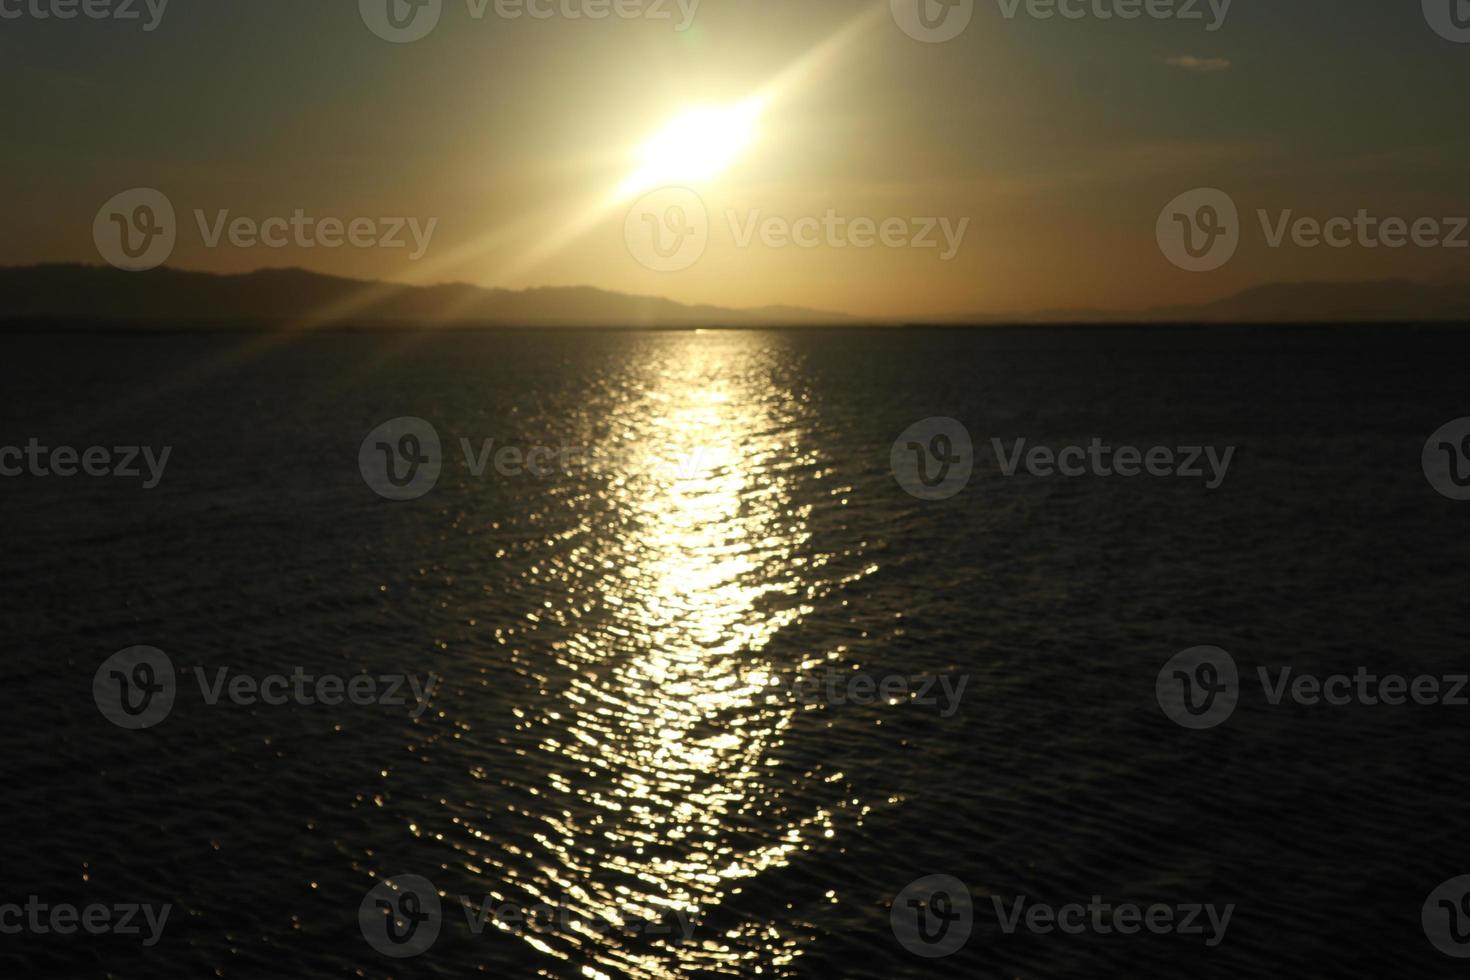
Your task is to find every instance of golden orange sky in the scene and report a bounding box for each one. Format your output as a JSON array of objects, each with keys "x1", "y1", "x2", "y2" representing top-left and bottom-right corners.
[{"x1": 6, "y1": 0, "x2": 1470, "y2": 317}]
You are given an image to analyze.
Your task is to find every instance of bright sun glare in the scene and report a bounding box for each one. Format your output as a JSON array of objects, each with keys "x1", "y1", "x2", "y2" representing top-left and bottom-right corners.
[{"x1": 619, "y1": 99, "x2": 765, "y2": 198}]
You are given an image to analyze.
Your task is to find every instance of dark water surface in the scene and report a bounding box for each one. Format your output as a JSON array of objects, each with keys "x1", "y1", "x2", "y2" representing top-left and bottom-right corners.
[{"x1": 3, "y1": 325, "x2": 1470, "y2": 978}]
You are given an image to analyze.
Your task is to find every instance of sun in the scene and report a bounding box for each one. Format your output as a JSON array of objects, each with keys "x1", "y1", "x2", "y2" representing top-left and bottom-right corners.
[{"x1": 618, "y1": 99, "x2": 765, "y2": 198}]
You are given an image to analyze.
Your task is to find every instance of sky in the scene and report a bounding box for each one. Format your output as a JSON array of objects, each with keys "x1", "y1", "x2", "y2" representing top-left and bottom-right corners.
[{"x1": 3, "y1": 0, "x2": 1469, "y2": 317}]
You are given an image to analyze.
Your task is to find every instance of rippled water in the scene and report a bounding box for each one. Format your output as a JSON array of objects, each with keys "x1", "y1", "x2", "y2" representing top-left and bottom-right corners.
[{"x1": 4, "y1": 326, "x2": 1470, "y2": 978}]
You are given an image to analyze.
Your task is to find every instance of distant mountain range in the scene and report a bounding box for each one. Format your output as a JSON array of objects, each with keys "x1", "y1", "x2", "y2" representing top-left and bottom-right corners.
[
  {"x1": 949, "y1": 276, "x2": 1470, "y2": 324},
  {"x1": 1, "y1": 264, "x2": 1467, "y2": 327},
  {"x1": 0, "y1": 265, "x2": 850, "y2": 328}
]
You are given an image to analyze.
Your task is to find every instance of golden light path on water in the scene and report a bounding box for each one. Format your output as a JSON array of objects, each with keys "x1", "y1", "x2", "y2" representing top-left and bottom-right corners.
[
  {"x1": 405, "y1": 335, "x2": 875, "y2": 978},
  {"x1": 550, "y1": 344, "x2": 819, "y2": 978}
]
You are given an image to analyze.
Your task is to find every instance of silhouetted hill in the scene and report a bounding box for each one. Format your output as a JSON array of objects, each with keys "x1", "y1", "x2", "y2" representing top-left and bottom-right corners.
[
  {"x1": 1159, "y1": 279, "x2": 1470, "y2": 322},
  {"x1": 0, "y1": 265, "x2": 851, "y2": 328},
  {"x1": 948, "y1": 278, "x2": 1470, "y2": 324},
  {"x1": 2, "y1": 265, "x2": 1467, "y2": 327}
]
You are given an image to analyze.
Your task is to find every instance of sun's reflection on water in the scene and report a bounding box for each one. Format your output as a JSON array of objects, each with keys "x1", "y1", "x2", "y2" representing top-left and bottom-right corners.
[
  {"x1": 549, "y1": 339, "x2": 824, "y2": 976},
  {"x1": 411, "y1": 333, "x2": 869, "y2": 979}
]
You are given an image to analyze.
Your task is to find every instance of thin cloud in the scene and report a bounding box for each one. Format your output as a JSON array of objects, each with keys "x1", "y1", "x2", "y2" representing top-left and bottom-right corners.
[{"x1": 1165, "y1": 55, "x2": 1232, "y2": 73}]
